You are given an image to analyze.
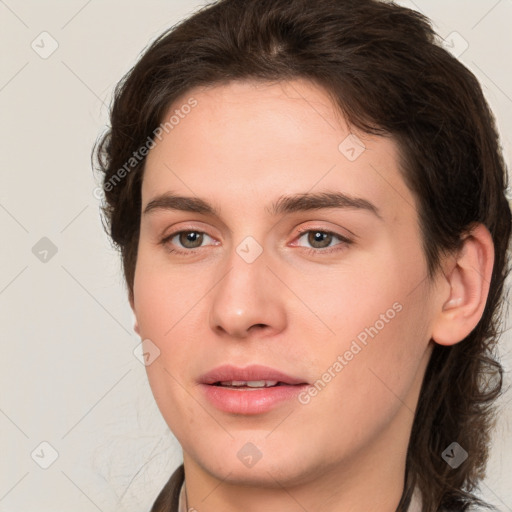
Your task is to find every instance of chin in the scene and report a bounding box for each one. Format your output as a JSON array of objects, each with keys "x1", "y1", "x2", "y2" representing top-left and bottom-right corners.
[
  {"x1": 207, "y1": 460, "x2": 314, "y2": 488},
  {"x1": 185, "y1": 436, "x2": 325, "y2": 489}
]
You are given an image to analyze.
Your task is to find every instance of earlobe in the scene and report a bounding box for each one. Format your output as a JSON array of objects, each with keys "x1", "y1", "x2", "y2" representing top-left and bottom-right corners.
[
  {"x1": 129, "y1": 293, "x2": 140, "y2": 336},
  {"x1": 431, "y1": 223, "x2": 494, "y2": 346}
]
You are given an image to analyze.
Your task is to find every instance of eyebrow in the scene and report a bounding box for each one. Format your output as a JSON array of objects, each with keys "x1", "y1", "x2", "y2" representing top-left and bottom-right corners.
[{"x1": 143, "y1": 191, "x2": 382, "y2": 219}]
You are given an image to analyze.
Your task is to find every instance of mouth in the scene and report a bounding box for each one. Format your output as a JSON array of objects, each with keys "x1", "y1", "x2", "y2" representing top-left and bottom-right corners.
[{"x1": 199, "y1": 365, "x2": 309, "y2": 414}]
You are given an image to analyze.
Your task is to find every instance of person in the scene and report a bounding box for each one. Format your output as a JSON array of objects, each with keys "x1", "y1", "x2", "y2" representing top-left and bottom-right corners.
[{"x1": 93, "y1": 0, "x2": 512, "y2": 510}]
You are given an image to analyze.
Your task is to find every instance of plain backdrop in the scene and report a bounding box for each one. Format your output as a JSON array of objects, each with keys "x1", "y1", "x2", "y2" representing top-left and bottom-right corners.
[{"x1": 1, "y1": 1, "x2": 511, "y2": 510}]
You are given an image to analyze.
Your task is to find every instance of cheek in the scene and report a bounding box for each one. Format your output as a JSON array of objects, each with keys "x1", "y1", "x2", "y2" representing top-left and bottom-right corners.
[
  {"x1": 290, "y1": 257, "x2": 407, "y2": 342},
  {"x1": 297, "y1": 304, "x2": 429, "y2": 462},
  {"x1": 144, "y1": 361, "x2": 200, "y2": 445},
  {"x1": 331, "y1": 296, "x2": 429, "y2": 412},
  {"x1": 132, "y1": 247, "x2": 204, "y2": 339},
  {"x1": 132, "y1": 252, "x2": 206, "y2": 412},
  {"x1": 302, "y1": 264, "x2": 431, "y2": 412}
]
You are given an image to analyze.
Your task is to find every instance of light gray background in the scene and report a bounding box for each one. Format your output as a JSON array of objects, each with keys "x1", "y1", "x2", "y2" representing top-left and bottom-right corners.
[{"x1": 1, "y1": 1, "x2": 511, "y2": 511}]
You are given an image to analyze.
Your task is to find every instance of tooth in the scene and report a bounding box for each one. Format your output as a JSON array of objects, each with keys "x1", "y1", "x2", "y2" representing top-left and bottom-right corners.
[
  {"x1": 218, "y1": 380, "x2": 280, "y2": 387},
  {"x1": 246, "y1": 380, "x2": 265, "y2": 387},
  {"x1": 247, "y1": 380, "x2": 278, "y2": 387}
]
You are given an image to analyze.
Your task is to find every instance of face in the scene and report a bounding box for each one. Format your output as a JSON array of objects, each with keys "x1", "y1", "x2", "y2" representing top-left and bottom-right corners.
[{"x1": 131, "y1": 79, "x2": 439, "y2": 487}]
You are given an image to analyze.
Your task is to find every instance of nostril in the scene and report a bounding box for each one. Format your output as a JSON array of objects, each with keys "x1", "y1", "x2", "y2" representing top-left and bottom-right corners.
[{"x1": 250, "y1": 324, "x2": 268, "y2": 332}]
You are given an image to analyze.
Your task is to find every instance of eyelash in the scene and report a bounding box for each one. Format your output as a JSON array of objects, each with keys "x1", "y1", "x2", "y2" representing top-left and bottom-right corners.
[{"x1": 160, "y1": 226, "x2": 353, "y2": 257}]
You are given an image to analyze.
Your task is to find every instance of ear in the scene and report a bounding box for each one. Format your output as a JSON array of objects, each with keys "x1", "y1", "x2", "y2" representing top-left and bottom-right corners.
[
  {"x1": 129, "y1": 292, "x2": 140, "y2": 336},
  {"x1": 431, "y1": 223, "x2": 494, "y2": 346}
]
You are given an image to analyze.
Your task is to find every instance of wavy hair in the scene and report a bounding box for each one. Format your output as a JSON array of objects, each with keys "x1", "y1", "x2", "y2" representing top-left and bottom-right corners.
[{"x1": 93, "y1": 1, "x2": 512, "y2": 510}]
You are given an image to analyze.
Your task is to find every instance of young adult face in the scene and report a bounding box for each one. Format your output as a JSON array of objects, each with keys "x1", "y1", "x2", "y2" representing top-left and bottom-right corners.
[{"x1": 129, "y1": 79, "x2": 465, "y2": 508}]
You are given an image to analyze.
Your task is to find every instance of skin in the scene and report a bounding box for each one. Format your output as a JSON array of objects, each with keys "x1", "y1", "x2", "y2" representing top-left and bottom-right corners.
[{"x1": 130, "y1": 78, "x2": 494, "y2": 512}]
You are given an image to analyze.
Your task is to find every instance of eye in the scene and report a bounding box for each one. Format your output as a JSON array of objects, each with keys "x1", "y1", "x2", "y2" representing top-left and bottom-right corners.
[
  {"x1": 161, "y1": 230, "x2": 217, "y2": 254},
  {"x1": 293, "y1": 228, "x2": 352, "y2": 254},
  {"x1": 160, "y1": 227, "x2": 352, "y2": 256}
]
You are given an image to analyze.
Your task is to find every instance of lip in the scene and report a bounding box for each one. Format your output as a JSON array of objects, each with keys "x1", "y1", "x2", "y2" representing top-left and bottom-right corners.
[
  {"x1": 199, "y1": 364, "x2": 308, "y2": 385},
  {"x1": 199, "y1": 364, "x2": 309, "y2": 415}
]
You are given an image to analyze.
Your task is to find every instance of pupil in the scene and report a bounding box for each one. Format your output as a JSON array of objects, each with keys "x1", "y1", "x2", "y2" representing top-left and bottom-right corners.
[
  {"x1": 181, "y1": 232, "x2": 202, "y2": 248},
  {"x1": 309, "y1": 231, "x2": 331, "y2": 248}
]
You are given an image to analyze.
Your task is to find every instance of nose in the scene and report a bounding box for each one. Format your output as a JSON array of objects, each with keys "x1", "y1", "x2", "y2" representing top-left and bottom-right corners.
[{"x1": 208, "y1": 243, "x2": 287, "y2": 340}]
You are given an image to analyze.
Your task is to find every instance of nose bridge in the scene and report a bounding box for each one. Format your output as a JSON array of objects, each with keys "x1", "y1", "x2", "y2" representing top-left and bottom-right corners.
[{"x1": 208, "y1": 234, "x2": 285, "y2": 338}]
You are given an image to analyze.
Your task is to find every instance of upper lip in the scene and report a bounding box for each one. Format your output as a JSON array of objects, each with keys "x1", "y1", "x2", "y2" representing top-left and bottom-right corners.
[{"x1": 199, "y1": 364, "x2": 308, "y2": 385}]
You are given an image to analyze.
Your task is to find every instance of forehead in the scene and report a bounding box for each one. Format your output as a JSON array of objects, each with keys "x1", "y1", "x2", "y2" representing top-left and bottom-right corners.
[{"x1": 142, "y1": 79, "x2": 416, "y2": 223}]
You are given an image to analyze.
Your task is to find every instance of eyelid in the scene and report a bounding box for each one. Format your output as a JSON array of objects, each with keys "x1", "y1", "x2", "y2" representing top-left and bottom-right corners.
[
  {"x1": 294, "y1": 225, "x2": 352, "y2": 240},
  {"x1": 160, "y1": 222, "x2": 219, "y2": 242}
]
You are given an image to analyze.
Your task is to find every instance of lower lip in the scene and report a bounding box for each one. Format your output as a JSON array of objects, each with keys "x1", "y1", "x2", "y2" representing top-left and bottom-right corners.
[{"x1": 200, "y1": 383, "x2": 308, "y2": 415}]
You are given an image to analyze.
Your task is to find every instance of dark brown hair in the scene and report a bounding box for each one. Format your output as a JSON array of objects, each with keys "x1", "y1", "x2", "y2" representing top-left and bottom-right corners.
[{"x1": 93, "y1": 1, "x2": 512, "y2": 510}]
